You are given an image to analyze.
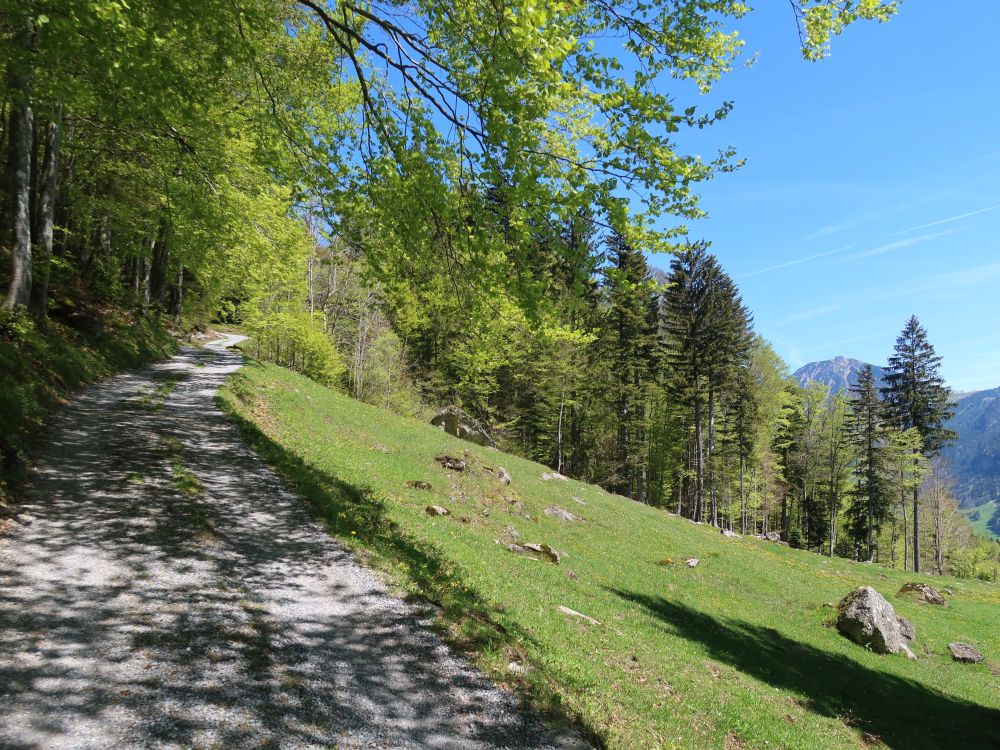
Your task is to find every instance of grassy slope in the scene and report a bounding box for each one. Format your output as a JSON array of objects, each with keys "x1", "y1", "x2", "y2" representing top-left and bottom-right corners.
[
  {"x1": 963, "y1": 501, "x2": 999, "y2": 541},
  {"x1": 0, "y1": 310, "x2": 176, "y2": 503},
  {"x1": 220, "y1": 361, "x2": 1000, "y2": 750}
]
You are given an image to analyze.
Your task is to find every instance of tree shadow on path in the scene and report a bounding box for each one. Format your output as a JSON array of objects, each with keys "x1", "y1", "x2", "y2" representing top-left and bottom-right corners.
[{"x1": 610, "y1": 589, "x2": 1000, "y2": 750}]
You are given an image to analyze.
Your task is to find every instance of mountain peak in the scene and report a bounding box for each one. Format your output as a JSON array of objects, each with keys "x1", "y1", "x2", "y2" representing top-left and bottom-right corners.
[{"x1": 792, "y1": 357, "x2": 885, "y2": 394}]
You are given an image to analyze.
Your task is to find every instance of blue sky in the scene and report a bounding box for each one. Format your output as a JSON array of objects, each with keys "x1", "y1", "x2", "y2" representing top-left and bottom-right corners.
[{"x1": 644, "y1": 1, "x2": 1000, "y2": 392}]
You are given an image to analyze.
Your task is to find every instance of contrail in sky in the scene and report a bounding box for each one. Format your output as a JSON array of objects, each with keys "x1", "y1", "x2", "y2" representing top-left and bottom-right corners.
[
  {"x1": 742, "y1": 245, "x2": 854, "y2": 278},
  {"x1": 890, "y1": 204, "x2": 1000, "y2": 236}
]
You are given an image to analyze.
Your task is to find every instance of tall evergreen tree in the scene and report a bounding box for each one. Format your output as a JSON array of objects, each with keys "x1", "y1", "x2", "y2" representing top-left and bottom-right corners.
[
  {"x1": 661, "y1": 243, "x2": 751, "y2": 523},
  {"x1": 881, "y1": 316, "x2": 956, "y2": 572},
  {"x1": 603, "y1": 232, "x2": 657, "y2": 500},
  {"x1": 848, "y1": 365, "x2": 889, "y2": 562}
]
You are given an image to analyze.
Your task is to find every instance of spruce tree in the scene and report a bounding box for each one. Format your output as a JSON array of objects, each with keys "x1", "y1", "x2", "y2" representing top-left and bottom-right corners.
[
  {"x1": 661, "y1": 243, "x2": 752, "y2": 523},
  {"x1": 881, "y1": 316, "x2": 956, "y2": 572},
  {"x1": 848, "y1": 365, "x2": 888, "y2": 562},
  {"x1": 603, "y1": 232, "x2": 657, "y2": 500}
]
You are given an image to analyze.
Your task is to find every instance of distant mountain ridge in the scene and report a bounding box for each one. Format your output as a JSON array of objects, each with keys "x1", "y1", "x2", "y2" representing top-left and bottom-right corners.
[
  {"x1": 792, "y1": 356, "x2": 885, "y2": 394},
  {"x1": 942, "y1": 387, "x2": 1000, "y2": 507},
  {"x1": 793, "y1": 356, "x2": 998, "y2": 509}
]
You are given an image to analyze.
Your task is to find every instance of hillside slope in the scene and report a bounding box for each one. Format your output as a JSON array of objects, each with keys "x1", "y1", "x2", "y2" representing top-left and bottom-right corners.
[{"x1": 220, "y1": 361, "x2": 1000, "y2": 750}]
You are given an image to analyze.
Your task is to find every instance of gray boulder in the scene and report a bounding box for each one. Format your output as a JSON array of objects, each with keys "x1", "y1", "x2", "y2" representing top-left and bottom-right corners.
[
  {"x1": 764, "y1": 531, "x2": 782, "y2": 543},
  {"x1": 430, "y1": 406, "x2": 495, "y2": 447},
  {"x1": 836, "y1": 586, "x2": 910, "y2": 656},
  {"x1": 897, "y1": 616, "x2": 916, "y2": 642},
  {"x1": 949, "y1": 643, "x2": 983, "y2": 663},
  {"x1": 544, "y1": 506, "x2": 582, "y2": 522}
]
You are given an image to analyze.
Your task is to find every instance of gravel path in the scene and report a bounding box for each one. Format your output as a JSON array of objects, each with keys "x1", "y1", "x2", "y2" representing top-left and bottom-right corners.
[{"x1": 0, "y1": 335, "x2": 588, "y2": 750}]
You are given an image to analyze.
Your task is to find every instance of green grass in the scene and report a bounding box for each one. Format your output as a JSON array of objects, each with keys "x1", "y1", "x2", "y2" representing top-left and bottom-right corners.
[
  {"x1": 220, "y1": 361, "x2": 1000, "y2": 750},
  {"x1": 963, "y1": 501, "x2": 999, "y2": 541},
  {"x1": 0, "y1": 309, "x2": 176, "y2": 504}
]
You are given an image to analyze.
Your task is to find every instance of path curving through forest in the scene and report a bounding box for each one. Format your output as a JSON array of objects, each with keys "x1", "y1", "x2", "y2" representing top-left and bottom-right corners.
[{"x1": 0, "y1": 335, "x2": 587, "y2": 749}]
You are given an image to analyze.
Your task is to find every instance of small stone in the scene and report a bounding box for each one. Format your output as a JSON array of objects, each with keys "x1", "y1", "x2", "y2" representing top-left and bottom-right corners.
[
  {"x1": 425, "y1": 505, "x2": 450, "y2": 516},
  {"x1": 898, "y1": 582, "x2": 946, "y2": 606},
  {"x1": 720, "y1": 528, "x2": 742, "y2": 540},
  {"x1": 406, "y1": 480, "x2": 432, "y2": 490},
  {"x1": 540, "y1": 472, "x2": 569, "y2": 481},
  {"x1": 949, "y1": 642, "x2": 983, "y2": 663},
  {"x1": 764, "y1": 531, "x2": 782, "y2": 543},
  {"x1": 496, "y1": 467, "x2": 512, "y2": 485},
  {"x1": 523, "y1": 543, "x2": 561, "y2": 564},
  {"x1": 557, "y1": 605, "x2": 601, "y2": 626},
  {"x1": 543, "y1": 506, "x2": 582, "y2": 522},
  {"x1": 508, "y1": 661, "x2": 527, "y2": 675},
  {"x1": 435, "y1": 454, "x2": 467, "y2": 471},
  {"x1": 570, "y1": 496, "x2": 587, "y2": 505},
  {"x1": 686, "y1": 558, "x2": 699, "y2": 568}
]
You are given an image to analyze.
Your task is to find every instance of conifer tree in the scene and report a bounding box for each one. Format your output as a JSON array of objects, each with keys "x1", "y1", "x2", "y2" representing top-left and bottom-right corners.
[
  {"x1": 603, "y1": 232, "x2": 657, "y2": 500},
  {"x1": 881, "y1": 316, "x2": 956, "y2": 571},
  {"x1": 848, "y1": 365, "x2": 889, "y2": 561}
]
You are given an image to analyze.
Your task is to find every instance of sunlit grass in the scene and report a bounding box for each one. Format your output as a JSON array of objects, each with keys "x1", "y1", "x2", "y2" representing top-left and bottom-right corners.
[{"x1": 220, "y1": 361, "x2": 1000, "y2": 750}]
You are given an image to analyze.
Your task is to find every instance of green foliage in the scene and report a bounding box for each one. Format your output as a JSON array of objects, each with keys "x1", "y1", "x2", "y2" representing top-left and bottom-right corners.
[{"x1": 245, "y1": 310, "x2": 346, "y2": 388}]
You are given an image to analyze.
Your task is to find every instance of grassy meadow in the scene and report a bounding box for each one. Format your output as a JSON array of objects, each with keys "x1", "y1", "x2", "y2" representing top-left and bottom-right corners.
[{"x1": 220, "y1": 360, "x2": 1000, "y2": 750}]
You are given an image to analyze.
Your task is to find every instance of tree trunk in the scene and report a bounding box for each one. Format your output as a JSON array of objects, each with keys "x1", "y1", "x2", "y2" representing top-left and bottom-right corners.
[
  {"x1": 693, "y1": 395, "x2": 704, "y2": 522},
  {"x1": 708, "y1": 380, "x2": 717, "y2": 527},
  {"x1": 148, "y1": 217, "x2": 170, "y2": 308},
  {"x1": 912, "y1": 482, "x2": 921, "y2": 573},
  {"x1": 3, "y1": 19, "x2": 34, "y2": 312},
  {"x1": 29, "y1": 102, "x2": 61, "y2": 323}
]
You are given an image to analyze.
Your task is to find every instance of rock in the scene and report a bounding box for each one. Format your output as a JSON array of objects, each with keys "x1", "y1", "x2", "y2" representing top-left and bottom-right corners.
[
  {"x1": 949, "y1": 643, "x2": 983, "y2": 663},
  {"x1": 406, "y1": 480, "x2": 432, "y2": 490},
  {"x1": 557, "y1": 605, "x2": 601, "y2": 626},
  {"x1": 721, "y1": 528, "x2": 742, "y2": 540},
  {"x1": 544, "y1": 506, "x2": 582, "y2": 522},
  {"x1": 570, "y1": 496, "x2": 587, "y2": 505},
  {"x1": 430, "y1": 406, "x2": 495, "y2": 447},
  {"x1": 900, "y1": 644, "x2": 917, "y2": 660},
  {"x1": 523, "y1": 543, "x2": 561, "y2": 564},
  {"x1": 501, "y1": 541, "x2": 528, "y2": 556},
  {"x1": 540, "y1": 472, "x2": 569, "y2": 481},
  {"x1": 942, "y1": 587, "x2": 955, "y2": 596},
  {"x1": 496, "y1": 467, "x2": 512, "y2": 485},
  {"x1": 686, "y1": 558, "x2": 699, "y2": 568},
  {"x1": 508, "y1": 661, "x2": 527, "y2": 675},
  {"x1": 764, "y1": 531, "x2": 782, "y2": 543},
  {"x1": 425, "y1": 505, "x2": 450, "y2": 517},
  {"x1": 897, "y1": 616, "x2": 916, "y2": 642},
  {"x1": 435, "y1": 454, "x2": 467, "y2": 472},
  {"x1": 836, "y1": 587, "x2": 909, "y2": 655},
  {"x1": 504, "y1": 524, "x2": 520, "y2": 539},
  {"x1": 898, "y1": 582, "x2": 946, "y2": 606}
]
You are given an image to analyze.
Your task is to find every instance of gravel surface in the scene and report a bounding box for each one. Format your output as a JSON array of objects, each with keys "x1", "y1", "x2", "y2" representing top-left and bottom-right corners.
[{"x1": 0, "y1": 335, "x2": 589, "y2": 750}]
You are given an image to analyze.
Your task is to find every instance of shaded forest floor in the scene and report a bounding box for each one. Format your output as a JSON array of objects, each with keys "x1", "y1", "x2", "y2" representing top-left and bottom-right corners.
[
  {"x1": 0, "y1": 306, "x2": 176, "y2": 509},
  {"x1": 220, "y1": 360, "x2": 1000, "y2": 750}
]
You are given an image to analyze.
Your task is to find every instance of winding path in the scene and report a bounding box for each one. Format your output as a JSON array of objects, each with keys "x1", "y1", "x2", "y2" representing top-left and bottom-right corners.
[{"x1": 0, "y1": 335, "x2": 586, "y2": 750}]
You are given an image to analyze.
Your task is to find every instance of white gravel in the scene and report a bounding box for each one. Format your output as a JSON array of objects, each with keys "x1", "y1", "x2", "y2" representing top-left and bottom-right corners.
[{"x1": 0, "y1": 335, "x2": 589, "y2": 750}]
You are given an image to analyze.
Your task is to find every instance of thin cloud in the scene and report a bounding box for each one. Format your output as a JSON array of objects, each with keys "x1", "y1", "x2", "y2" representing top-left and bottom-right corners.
[
  {"x1": 858, "y1": 260, "x2": 1000, "y2": 305},
  {"x1": 889, "y1": 204, "x2": 1000, "y2": 236},
  {"x1": 841, "y1": 230, "x2": 956, "y2": 261},
  {"x1": 778, "y1": 304, "x2": 841, "y2": 325},
  {"x1": 741, "y1": 245, "x2": 854, "y2": 278}
]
